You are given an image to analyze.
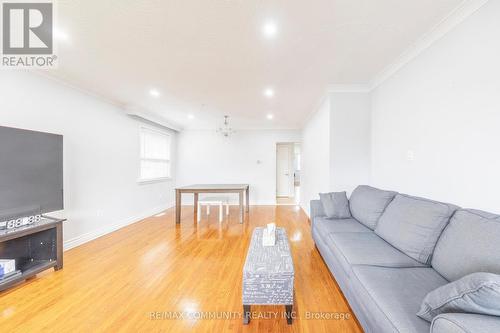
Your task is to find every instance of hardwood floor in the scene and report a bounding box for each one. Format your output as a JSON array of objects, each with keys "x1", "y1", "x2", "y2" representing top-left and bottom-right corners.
[{"x1": 0, "y1": 205, "x2": 362, "y2": 333}]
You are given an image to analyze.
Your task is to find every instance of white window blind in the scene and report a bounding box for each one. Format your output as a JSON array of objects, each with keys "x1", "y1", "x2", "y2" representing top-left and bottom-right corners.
[{"x1": 139, "y1": 127, "x2": 171, "y2": 181}]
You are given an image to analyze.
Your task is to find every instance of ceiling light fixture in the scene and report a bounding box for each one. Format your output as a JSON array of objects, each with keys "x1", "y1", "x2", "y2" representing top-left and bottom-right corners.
[
  {"x1": 264, "y1": 88, "x2": 274, "y2": 98},
  {"x1": 188, "y1": 114, "x2": 195, "y2": 120},
  {"x1": 149, "y1": 89, "x2": 160, "y2": 97},
  {"x1": 262, "y1": 21, "x2": 278, "y2": 38},
  {"x1": 216, "y1": 115, "x2": 235, "y2": 138},
  {"x1": 267, "y1": 114, "x2": 274, "y2": 120}
]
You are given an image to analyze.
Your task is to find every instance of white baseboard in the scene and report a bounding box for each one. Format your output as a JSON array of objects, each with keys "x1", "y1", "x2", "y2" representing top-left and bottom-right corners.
[
  {"x1": 300, "y1": 203, "x2": 310, "y2": 217},
  {"x1": 63, "y1": 202, "x2": 174, "y2": 251},
  {"x1": 180, "y1": 200, "x2": 279, "y2": 206}
]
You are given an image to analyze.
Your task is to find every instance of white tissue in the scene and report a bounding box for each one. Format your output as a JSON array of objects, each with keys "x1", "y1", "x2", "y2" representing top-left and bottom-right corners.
[{"x1": 262, "y1": 223, "x2": 276, "y2": 246}]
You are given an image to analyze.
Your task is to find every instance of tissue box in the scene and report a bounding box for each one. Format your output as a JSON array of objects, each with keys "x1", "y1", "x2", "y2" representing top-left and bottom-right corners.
[{"x1": 262, "y1": 228, "x2": 276, "y2": 247}]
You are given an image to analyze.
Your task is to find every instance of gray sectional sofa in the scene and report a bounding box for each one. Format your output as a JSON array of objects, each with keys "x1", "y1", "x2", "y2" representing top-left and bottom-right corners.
[{"x1": 311, "y1": 185, "x2": 500, "y2": 333}]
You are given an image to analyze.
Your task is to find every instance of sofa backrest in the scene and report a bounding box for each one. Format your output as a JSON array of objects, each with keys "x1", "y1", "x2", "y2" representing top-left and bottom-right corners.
[
  {"x1": 349, "y1": 185, "x2": 397, "y2": 230},
  {"x1": 375, "y1": 194, "x2": 459, "y2": 265},
  {"x1": 432, "y1": 209, "x2": 500, "y2": 281}
]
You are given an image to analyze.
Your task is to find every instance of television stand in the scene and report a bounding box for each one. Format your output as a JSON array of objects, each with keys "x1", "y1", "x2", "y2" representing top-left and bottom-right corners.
[{"x1": 0, "y1": 216, "x2": 65, "y2": 292}]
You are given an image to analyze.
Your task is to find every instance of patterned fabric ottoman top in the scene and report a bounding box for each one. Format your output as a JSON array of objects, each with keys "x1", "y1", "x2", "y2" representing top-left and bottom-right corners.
[{"x1": 242, "y1": 227, "x2": 294, "y2": 305}]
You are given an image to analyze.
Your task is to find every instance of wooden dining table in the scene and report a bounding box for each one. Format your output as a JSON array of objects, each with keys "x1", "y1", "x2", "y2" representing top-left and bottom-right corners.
[{"x1": 175, "y1": 184, "x2": 250, "y2": 224}]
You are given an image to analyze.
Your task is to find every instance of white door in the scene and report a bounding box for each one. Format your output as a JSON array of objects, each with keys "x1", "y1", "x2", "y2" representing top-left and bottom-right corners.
[{"x1": 277, "y1": 144, "x2": 293, "y2": 197}]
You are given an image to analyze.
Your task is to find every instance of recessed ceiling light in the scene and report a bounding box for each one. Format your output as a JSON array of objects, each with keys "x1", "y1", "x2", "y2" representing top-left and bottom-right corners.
[
  {"x1": 264, "y1": 88, "x2": 274, "y2": 98},
  {"x1": 267, "y1": 114, "x2": 274, "y2": 120},
  {"x1": 149, "y1": 89, "x2": 160, "y2": 97},
  {"x1": 188, "y1": 114, "x2": 195, "y2": 119},
  {"x1": 262, "y1": 21, "x2": 278, "y2": 38}
]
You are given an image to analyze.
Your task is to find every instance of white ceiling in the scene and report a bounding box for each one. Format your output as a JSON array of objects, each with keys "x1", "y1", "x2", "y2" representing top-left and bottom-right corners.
[{"x1": 46, "y1": 0, "x2": 464, "y2": 130}]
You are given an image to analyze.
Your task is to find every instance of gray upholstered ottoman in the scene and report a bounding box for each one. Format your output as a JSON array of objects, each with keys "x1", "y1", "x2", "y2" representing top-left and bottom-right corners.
[{"x1": 242, "y1": 227, "x2": 295, "y2": 324}]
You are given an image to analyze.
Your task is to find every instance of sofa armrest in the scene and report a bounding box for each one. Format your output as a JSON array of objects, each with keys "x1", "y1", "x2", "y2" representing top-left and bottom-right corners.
[
  {"x1": 431, "y1": 313, "x2": 500, "y2": 333},
  {"x1": 310, "y1": 200, "x2": 325, "y2": 223}
]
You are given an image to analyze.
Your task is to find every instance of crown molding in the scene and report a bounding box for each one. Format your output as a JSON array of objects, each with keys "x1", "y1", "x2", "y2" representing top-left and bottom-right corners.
[
  {"x1": 34, "y1": 71, "x2": 183, "y2": 132},
  {"x1": 125, "y1": 106, "x2": 183, "y2": 132},
  {"x1": 327, "y1": 84, "x2": 372, "y2": 93},
  {"x1": 370, "y1": 0, "x2": 490, "y2": 90},
  {"x1": 33, "y1": 70, "x2": 125, "y2": 108}
]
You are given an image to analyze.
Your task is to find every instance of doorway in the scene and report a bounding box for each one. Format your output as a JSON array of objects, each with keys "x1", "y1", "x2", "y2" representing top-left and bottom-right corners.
[{"x1": 276, "y1": 143, "x2": 301, "y2": 205}]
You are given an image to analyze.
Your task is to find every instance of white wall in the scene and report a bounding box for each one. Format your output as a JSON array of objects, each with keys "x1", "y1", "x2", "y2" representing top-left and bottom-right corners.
[
  {"x1": 300, "y1": 98, "x2": 331, "y2": 215},
  {"x1": 371, "y1": 0, "x2": 500, "y2": 212},
  {"x1": 176, "y1": 129, "x2": 301, "y2": 205},
  {"x1": 0, "y1": 72, "x2": 176, "y2": 250},
  {"x1": 300, "y1": 92, "x2": 372, "y2": 216},
  {"x1": 330, "y1": 92, "x2": 371, "y2": 193}
]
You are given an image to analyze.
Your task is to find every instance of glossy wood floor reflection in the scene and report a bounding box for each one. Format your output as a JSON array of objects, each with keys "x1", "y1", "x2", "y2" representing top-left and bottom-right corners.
[{"x1": 0, "y1": 206, "x2": 362, "y2": 333}]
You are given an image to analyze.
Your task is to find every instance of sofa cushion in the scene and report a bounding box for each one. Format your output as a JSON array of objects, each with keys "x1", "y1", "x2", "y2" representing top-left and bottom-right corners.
[
  {"x1": 314, "y1": 217, "x2": 372, "y2": 235},
  {"x1": 327, "y1": 232, "x2": 426, "y2": 277},
  {"x1": 431, "y1": 313, "x2": 500, "y2": 333},
  {"x1": 319, "y1": 192, "x2": 351, "y2": 219},
  {"x1": 417, "y1": 272, "x2": 500, "y2": 322},
  {"x1": 432, "y1": 209, "x2": 500, "y2": 281},
  {"x1": 349, "y1": 185, "x2": 397, "y2": 230},
  {"x1": 375, "y1": 194, "x2": 458, "y2": 264},
  {"x1": 352, "y1": 266, "x2": 448, "y2": 333}
]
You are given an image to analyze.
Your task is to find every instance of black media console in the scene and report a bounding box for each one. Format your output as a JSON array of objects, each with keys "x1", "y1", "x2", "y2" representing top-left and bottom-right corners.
[{"x1": 0, "y1": 216, "x2": 65, "y2": 292}]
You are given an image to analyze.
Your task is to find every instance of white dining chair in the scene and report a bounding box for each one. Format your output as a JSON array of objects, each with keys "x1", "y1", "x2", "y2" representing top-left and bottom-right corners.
[{"x1": 197, "y1": 197, "x2": 230, "y2": 222}]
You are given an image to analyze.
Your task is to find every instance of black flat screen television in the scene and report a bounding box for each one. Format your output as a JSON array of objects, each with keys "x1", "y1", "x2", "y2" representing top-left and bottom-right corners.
[{"x1": 0, "y1": 126, "x2": 63, "y2": 219}]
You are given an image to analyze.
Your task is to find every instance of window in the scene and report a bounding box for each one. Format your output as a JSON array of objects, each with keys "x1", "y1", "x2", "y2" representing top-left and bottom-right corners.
[{"x1": 139, "y1": 127, "x2": 171, "y2": 182}]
